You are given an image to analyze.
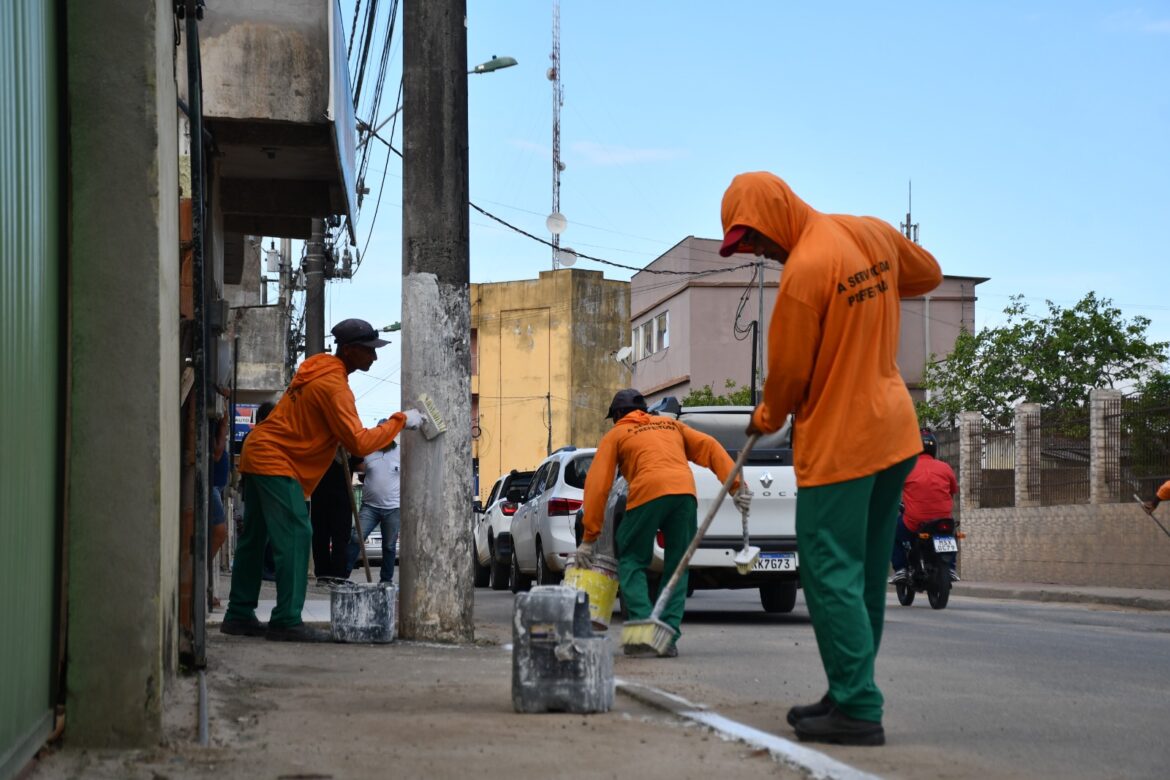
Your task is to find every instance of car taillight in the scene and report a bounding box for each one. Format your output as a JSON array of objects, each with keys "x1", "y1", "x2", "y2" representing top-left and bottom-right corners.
[
  {"x1": 501, "y1": 502, "x2": 517, "y2": 516},
  {"x1": 547, "y1": 497, "x2": 583, "y2": 516}
]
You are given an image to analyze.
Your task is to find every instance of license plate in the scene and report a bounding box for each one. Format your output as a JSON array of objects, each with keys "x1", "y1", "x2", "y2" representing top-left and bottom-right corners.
[
  {"x1": 752, "y1": 552, "x2": 798, "y2": 571},
  {"x1": 933, "y1": 536, "x2": 958, "y2": 553}
]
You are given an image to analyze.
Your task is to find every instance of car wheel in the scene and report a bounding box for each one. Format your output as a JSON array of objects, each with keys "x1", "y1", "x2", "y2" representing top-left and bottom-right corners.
[
  {"x1": 509, "y1": 547, "x2": 532, "y2": 594},
  {"x1": 472, "y1": 543, "x2": 490, "y2": 588},
  {"x1": 759, "y1": 582, "x2": 798, "y2": 614},
  {"x1": 488, "y1": 538, "x2": 508, "y2": 591},
  {"x1": 535, "y1": 539, "x2": 562, "y2": 586}
]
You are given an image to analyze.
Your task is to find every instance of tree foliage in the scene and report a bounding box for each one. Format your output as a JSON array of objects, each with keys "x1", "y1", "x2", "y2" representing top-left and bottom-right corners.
[
  {"x1": 682, "y1": 379, "x2": 755, "y2": 407},
  {"x1": 917, "y1": 293, "x2": 1168, "y2": 428}
]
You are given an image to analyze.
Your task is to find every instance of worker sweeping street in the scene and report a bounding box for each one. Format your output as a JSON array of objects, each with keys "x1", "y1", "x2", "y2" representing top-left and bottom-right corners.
[
  {"x1": 577, "y1": 388, "x2": 751, "y2": 658},
  {"x1": 720, "y1": 171, "x2": 942, "y2": 746},
  {"x1": 1140, "y1": 480, "x2": 1170, "y2": 514},
  {"x1": 222, "y1": 318, "x2": 423, "y2": 642}
]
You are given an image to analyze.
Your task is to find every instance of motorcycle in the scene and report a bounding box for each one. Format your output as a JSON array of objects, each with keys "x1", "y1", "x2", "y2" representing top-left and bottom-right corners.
[{"x1": 895, "y1": 518, "x2": 961, "y2": 610}]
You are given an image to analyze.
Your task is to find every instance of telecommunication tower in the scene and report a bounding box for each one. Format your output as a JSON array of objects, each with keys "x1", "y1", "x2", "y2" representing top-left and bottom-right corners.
[
  {"x1": 900, "y1": 180, "x2": 920, "y2": 244},
  {"x1": 548, "y1": 1, "x2": 565, "y2": 269}
]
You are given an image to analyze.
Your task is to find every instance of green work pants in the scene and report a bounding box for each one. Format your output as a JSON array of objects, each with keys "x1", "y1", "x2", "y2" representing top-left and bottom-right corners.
[
  {"x1": 797, "y1": 456, "x2": 916, "y2": 723},
  {"x1": 225, "y1": 474, "x2": 312, "y2": 629},
  {"x1": 617, "y1": 493, "x2": 696, "y2": 636}
]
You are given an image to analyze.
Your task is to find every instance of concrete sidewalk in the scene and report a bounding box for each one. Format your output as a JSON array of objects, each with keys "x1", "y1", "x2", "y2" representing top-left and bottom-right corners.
[{"x1": 27, "y1": 580, "x2": 1170, "y2": 780}]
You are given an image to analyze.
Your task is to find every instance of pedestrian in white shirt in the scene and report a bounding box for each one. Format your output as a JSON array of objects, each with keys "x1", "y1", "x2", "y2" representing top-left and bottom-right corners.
[{"x1": 346, "y1": 428, "x2": 400, "y2": 583}]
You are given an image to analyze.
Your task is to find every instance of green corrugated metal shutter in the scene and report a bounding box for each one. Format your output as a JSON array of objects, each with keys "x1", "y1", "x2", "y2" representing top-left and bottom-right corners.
[{"x1": 0, "y1": 0, "x2": 62, "y2": 777}]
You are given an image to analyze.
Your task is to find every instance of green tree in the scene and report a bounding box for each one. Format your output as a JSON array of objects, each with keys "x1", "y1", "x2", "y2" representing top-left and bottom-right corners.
[
  {"x1": 682, "y1": 379, "x2": 755, "y2": 407},
  {"x1": 917, "y1": 293, "x2": 1168, "y2": 427}
]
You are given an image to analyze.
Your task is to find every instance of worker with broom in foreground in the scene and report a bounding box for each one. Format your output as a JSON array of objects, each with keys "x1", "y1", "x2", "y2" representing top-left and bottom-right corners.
[
  {"x1": 577, "y1": 388, "x2": 751, "y2": 658},
  {"x1": 222, "y1": 318, "x2": 423, "y2": 642},
  {"x1": 720, "y1": 172, "x2": 942, "y2": 746}
]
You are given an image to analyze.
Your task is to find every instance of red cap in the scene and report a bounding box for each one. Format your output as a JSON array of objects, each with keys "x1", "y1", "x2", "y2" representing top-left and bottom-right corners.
[{"x1": 719, "y1": 225, "x2": 751, "y2": 257}]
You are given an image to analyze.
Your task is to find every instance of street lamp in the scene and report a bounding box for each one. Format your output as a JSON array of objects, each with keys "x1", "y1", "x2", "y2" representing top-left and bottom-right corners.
[{"x1": 469, "y1": 55, "x2": 517, "y2": 75}]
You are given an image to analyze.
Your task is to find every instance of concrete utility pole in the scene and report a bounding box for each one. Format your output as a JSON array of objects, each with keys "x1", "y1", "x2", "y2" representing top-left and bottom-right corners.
[
  {"x1": 400, "y1": 0, "x2": 474, "y2": 641},
  {"x1": 305, "y1": 218, "x2": 326, "y2": 356}
]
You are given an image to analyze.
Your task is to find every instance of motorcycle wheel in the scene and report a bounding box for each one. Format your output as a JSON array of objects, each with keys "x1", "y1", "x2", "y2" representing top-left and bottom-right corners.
[
  {"x1": 926, "y1": 568, "x2": 950, "y2": 609},
  {"x1": 896, "y1": 581, "x2": 915, "y2": 606}
]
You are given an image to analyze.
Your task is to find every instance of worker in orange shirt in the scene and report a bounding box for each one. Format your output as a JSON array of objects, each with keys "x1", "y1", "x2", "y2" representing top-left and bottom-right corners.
[
  {"x1": 577, "y1": 388, "x2": 750, "y2": 658},
  {"x1": 1141, "y1": 480, "x2": 1170, "y2": 513},
  {"x1": 721, "y1": 172, "x2": 942, "y2": 746},
  {"x1": 222, "y1": 318, "x2": 423, "y2": 642},
  {"x1": 889, "y1": 429, "x2": 959, "y2": 582}
]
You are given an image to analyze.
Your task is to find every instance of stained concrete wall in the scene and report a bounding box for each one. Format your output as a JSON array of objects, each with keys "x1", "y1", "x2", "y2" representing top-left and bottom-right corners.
[
  {"x1": 65, "y1": 0, "x2": 180, "y2": 746},
  {"x1": 471, "y1": 269, "x2": 629, "y2": 500},
  {"x1": 959, "y1": 503, "x2": 1170, "y2": 588}
]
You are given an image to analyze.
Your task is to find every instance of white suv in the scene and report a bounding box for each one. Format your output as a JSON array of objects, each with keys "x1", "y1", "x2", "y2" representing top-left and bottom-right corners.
[
  {"x1": 472, "y1": 469, "x2": 535, "y2": 590},
  {"x1": 603, "y1": 400, "x2": 800, "y2": 613},
  {"x1": 509, "y1": 446, "x2": 596, "y2": 591}
]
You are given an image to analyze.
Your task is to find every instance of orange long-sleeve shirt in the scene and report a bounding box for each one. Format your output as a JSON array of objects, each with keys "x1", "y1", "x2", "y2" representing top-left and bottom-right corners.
[
  {"x1": 241, "y1": 353, "x2": 406, "y2": 497},
  {"x1": 1158, "y1": 480, "x2": 1170, "y2": 502},
  {"x1": 581, "y1": 410, "x2": 740, "y2": 543},
  {"x1": 722, "y1": 172, "x2": 943, "y2": 487}
]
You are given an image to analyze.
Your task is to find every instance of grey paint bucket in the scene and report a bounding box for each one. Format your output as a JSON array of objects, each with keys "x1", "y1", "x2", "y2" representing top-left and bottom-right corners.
[{"x1": 330, "y1": 581, "x2": 397, "y2": 643}]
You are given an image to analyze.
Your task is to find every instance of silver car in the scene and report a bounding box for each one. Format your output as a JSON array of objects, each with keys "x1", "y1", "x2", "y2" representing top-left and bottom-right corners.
[
  {"x1": 472, "y1": 469, "x2": 536, "y2": 590},
  {"x1": 509, "y1": 447, "x2": 596, "y2": 591}
]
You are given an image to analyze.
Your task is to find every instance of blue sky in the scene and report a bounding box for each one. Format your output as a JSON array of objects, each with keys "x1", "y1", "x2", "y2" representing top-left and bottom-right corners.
[{"x1": 324, "y1": 1, "x2": 1170, "y2": 424}]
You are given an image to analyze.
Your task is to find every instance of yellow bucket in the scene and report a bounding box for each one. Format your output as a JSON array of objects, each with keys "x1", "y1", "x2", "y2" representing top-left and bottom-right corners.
[{"x1": 563, "y1": 566, "x2": 619, "y2": 631}]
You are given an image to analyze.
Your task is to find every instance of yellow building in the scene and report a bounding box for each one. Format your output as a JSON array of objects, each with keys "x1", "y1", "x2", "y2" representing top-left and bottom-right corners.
[{"x1": 472, "y1": 268, "x2": 630, "y2": 500}]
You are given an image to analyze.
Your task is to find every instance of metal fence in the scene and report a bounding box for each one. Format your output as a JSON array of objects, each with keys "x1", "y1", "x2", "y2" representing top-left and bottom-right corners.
[
  {"x1": 981, "y1": 422, "x2": 1015, "y2": 508},
  {"x1": 1037, "y1": 405, "x2": 1091, "y2": 505},
  {"x1": 1107, "y1": 395, "x2": 1170, "y2": 500}
]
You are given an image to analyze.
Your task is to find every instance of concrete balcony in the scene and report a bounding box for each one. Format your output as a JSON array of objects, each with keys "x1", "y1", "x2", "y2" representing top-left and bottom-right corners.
[{"x1": 200, "y1": 0, "x2": 356, "y2": 241}]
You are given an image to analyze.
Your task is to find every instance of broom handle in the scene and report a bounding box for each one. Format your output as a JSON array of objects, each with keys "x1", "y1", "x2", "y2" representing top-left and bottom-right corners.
[
  {"x1": 343, "y1": 455, "x2": 373, "y2": 582},
  {"x1": 1134, "y1": 494, "x2": 1170, "y2": 540},
  {"x1": 649, "y1": 434, "x2": 760, "y2": 622}
]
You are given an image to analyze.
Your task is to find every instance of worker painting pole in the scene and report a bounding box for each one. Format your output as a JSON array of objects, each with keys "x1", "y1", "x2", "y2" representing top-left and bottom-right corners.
[{"x1": 400, "y1": 0, "x2": 474, "y2": 641}]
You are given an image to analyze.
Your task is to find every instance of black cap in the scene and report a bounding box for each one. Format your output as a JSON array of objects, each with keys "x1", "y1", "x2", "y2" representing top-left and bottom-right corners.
[
  {"x1": 331, "y1": 318, "x2": 390, "y2": 348},
  {"x1": 606, "y1": 388, "x2": 647, "y2": 421}
]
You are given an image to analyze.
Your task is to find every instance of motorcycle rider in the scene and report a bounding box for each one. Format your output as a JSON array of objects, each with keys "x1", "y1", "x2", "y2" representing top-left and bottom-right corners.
[{"x1": 889, "y1": 429, "x2": 959, "y2": 583}]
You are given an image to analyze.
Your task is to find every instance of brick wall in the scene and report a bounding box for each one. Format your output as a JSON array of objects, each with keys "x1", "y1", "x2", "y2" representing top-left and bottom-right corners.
[{"x1": 959, "y1": 503, "x2": 1170, "y2": 588}]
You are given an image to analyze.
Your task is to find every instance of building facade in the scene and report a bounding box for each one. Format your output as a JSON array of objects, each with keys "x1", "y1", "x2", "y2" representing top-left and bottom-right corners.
[
  {"x1": 629, "y1": 236, "x2": 986, "y2": 405},
  {"x1": 471, "y1": 269, "x2": 629, "y2": 500}
]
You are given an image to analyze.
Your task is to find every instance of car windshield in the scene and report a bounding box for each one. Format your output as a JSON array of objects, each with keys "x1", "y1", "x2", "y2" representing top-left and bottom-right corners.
[
  {"x1": 679, "y1": 409, "x2": 792, "y2": 465},
  {"x1": 563, "y1": 454, "x2": 594, "y2": 488}
]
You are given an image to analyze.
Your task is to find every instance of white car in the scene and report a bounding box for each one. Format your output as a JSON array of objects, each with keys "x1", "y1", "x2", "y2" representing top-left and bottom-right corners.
[
  {"x1": 472, "y1": 469, "x2": 536, "y2": 590},
  {"x1": 509, "y1": 447, "x2": 596, "y2": 591},
  {"x1": 603, "y1": 400, "x2": 800, "y2": 613}
]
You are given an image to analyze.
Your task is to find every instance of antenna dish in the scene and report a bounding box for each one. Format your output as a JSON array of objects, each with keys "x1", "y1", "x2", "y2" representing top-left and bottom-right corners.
[
  {"x1": 555, "y1": 247, "x2": 577, "y2": 267},
  {"x1": 546, "y1": 212, "x2": 567, "y2": 235},
  {"x1": 615, "y1": 346, "x2": 633, "y2": 362}
]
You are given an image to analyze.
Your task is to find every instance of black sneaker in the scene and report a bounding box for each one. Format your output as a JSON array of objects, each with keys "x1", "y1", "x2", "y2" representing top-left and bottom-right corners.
[
  {"x1": 888, "y1": 568, "x2": 908, "y2": 584},
  {"x1": 949, "y1": 570, "x2": 961, "y2": 582},
  {"x1": 793, "y1": 707, "x2": 885, "y2": 746},
  {"x1": 265, "y1": 623, "x2": 332, "y2": 643},
  {"x1": 656, "y1": 643, "x2": 679, "y2": 658},
  {"x1": 786, "y1": 693, "x2": 833, "y2": 726},
  {"x1": 220, "y1": 617, "x2": 266, "y2": 637}
]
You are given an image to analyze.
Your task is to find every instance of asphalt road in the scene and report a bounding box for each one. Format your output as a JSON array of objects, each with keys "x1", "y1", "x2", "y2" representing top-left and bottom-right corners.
[{"x1": 474, "y1": 584, "x2": 1170, "y2": 779}]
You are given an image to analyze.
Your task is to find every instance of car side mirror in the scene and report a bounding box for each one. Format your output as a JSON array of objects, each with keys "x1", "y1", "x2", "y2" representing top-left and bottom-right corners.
[
  {"x1": 473, "y1": 500, "x2": 483, "y2": 514},
  {"x1": 506, "y1": 486, "x2": 525, "y2": 503}
]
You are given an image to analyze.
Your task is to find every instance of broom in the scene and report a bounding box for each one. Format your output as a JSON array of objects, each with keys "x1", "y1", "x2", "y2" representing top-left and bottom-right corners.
[{"x1": 621, "y1": 434, "x2": 760, "y2": 655}]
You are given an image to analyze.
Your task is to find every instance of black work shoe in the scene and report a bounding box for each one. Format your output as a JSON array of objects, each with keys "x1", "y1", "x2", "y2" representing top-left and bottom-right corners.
[
  {"x1": 622, "y1": 643, "x2": 658, "y2": 658},
  {"x1": 220, "y1": 617, "x2": 266, "y2": 637},
  {"x1": 794, "y1": 707, "x2": 885, "y2": 746},
  {"x1": 265, "y1": 623, "x2": 332, "y2": 643},
  {"x1": 786, "y1": 693, "x2": 833, "y2": 726},
  {"x1": 657, "y1": 643, "x2": 679, "y2": 658}
]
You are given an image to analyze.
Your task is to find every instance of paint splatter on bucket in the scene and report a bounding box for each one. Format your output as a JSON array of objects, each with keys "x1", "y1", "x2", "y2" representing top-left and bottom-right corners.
[
  {"x1": 329, "y1": 581, "x2": 397, "y2": 643},
  {"x1": 563, "y1": 564, "x2": 619, "y2": 631}
]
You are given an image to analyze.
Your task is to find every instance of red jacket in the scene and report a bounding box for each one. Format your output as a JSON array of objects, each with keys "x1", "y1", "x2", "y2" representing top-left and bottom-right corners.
[{"x1": 901, "y1": 454, "x2": 958, "y2": 532}]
